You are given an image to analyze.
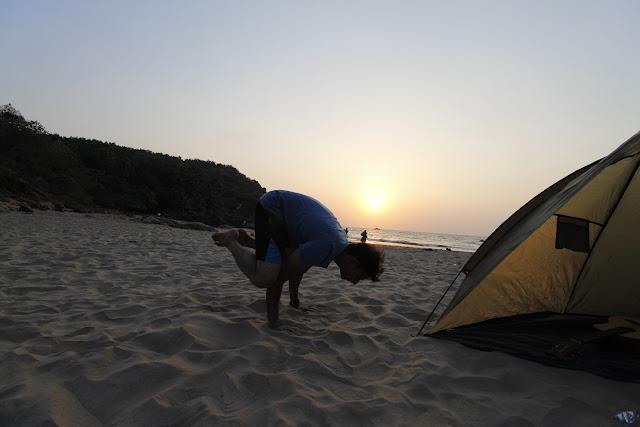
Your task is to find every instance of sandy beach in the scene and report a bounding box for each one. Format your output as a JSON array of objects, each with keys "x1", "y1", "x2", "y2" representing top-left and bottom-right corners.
[{"x1": 1, "y1": 209, "x2": 638, "y2": 426}]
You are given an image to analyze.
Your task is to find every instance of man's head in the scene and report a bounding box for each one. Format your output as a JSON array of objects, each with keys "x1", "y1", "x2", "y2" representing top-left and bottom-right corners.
[{"x1": 338, "y1": 243, "x2": 385, "y2": 284}]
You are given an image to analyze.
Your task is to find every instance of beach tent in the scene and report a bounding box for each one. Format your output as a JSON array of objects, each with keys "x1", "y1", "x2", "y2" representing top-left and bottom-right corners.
[{"x1": 422, "y1": 130, "x2": 640, "y2": 382}]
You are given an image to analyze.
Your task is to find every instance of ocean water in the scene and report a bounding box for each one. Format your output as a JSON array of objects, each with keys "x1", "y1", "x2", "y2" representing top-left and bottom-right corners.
[{"x1": 345, "y1": 227, "x2": 486, "y2": 252}]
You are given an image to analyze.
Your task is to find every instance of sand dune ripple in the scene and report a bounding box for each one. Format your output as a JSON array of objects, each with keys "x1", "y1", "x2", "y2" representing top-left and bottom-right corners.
[{"x1": 1, "y1": 210, "x2": 639, "y2": 426}]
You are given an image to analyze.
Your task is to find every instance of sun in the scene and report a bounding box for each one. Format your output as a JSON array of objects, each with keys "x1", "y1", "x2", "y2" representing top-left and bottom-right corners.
[{"x1": 367, "y1": 194, "x2": 383, "y2": 211}]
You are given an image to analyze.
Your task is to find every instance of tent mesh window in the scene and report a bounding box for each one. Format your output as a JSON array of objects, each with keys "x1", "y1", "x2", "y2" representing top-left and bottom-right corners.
[{"x1": 555, "y1": 215, "x2": 590, "y2": 253}]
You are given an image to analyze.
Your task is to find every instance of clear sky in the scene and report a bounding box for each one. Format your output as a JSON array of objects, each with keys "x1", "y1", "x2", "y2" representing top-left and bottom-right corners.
[{"x1": 2, "y1": 1, "x2": 639, "y2": 236}]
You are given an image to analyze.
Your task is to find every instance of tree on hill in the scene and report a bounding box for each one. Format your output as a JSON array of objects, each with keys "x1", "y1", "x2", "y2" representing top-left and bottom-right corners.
[
  {"x1": 0, "y1": 104, "x2": 46, "y2": 134},
  {"x1": 0, "y1": 104, "x2": 266, "y2": 226}
]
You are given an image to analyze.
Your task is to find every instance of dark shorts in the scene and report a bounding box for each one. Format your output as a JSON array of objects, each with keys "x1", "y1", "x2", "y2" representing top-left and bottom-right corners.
[{"x1": 255, "y1": 202, "x2": 290, "y2": 263}]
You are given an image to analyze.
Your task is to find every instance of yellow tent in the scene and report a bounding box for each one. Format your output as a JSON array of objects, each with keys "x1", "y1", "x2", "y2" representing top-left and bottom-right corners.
[{"x1": 423, "y1": 130, "x2": 640, "y2": 382}]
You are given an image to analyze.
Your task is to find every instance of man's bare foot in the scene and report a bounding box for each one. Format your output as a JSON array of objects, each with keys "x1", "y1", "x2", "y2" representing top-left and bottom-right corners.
[
  {"x1": 237, "y1": 229, "x2": 256, "y2": 248},
  {"x1": 212, "y1": 229, "x2": 239, "y2": 247}
]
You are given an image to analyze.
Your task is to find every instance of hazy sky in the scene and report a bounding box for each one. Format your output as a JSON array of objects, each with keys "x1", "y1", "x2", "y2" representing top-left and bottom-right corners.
[{"x1": 2, "y1": 1, "x2": 639, "y2": 236}]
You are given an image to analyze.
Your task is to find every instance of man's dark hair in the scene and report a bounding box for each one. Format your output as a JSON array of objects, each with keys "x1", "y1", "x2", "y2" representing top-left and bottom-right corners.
[{"x1": 344, "y1": 243, "x2": 385, "y2": 281}]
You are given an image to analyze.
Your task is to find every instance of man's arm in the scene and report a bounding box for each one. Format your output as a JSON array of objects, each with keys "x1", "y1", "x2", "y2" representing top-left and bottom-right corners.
[
  {"x1": 285, "y1": 249, "x2": 309, "y2": 308},
  {"x1": 265, "y1": 249, "x2": 308, "y2": 327},
  {"x1": 266, "y1": 284, "x2": 283, "y2": 328},
  {"x1": 288, "y1": 271, "x2": 303, "y2": 308}
]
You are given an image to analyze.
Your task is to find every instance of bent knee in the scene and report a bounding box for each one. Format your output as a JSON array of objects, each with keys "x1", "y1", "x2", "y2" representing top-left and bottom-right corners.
[
  {"x1": 252, "y1": 261, "x2": 280, "y2": 288},
  {"x1": 251, "y1": 276, "x2": 275, "y2": 288}
]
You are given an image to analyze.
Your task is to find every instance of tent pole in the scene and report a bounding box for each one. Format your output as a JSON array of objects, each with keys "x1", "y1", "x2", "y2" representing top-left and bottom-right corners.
[{"x1": 413, "y1": 270, "x2": 463, "y2": 337}]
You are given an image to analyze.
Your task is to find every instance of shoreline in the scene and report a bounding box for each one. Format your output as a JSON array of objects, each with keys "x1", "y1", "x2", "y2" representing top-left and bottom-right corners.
[
  {"x1": 3, "y1": 203, "x2": 478, "y2": 253},
  {"x1": 352, "y1": 238, "x2": 477, "y2": 253},
  {"x1": 1, "y1": 201, "x2": 479, "y2": 253},
  {"x1": 346, "y1": 226, "x2": 484, "y2": 253}
]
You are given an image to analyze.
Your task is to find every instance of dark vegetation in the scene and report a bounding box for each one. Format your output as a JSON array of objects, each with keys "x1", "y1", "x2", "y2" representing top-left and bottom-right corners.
[{"x1": 0, "y1": 104, "x2": 266, "y2": 226}]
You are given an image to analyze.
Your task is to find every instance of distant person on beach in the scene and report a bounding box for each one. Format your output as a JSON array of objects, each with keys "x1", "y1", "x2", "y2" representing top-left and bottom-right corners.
[
  {"x1": 361, "y1": 230, "x2": 368, "y2": 243},
  {"x1": 212, "y1": 190, "x2": 385, "y2": 328}
]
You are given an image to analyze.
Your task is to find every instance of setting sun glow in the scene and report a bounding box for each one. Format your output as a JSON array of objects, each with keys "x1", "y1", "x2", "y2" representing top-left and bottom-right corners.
[{"x1": 367, "y1": 195, "x2": 383, "y2": 211}]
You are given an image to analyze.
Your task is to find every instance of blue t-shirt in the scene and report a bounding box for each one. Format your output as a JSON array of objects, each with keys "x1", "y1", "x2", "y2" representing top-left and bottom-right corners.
[{"x1": 259, "y1": 190, "x2": 348, "y2": 268}]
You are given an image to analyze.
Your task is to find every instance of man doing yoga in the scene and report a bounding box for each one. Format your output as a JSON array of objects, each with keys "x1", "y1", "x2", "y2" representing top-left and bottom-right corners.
[{"x1": 212, "y1": 190, "x2": 385, "y2": 328}]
